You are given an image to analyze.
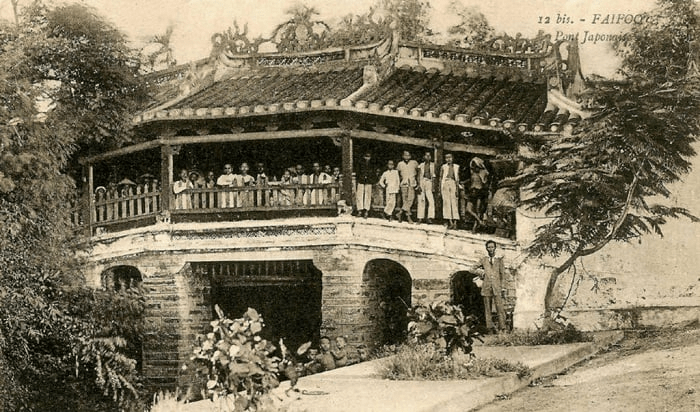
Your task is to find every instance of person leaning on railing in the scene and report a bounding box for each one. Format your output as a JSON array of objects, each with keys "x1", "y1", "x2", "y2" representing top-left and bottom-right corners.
[
  {"x1": 216, "y1": 164, "x2": 237, "y2": 208},
  {"x1": 173, "y1": 168, "x2": 193, "y2": 209},
  {"x1": 310, "y1": 162, "x2": 333, "y2": 205}
]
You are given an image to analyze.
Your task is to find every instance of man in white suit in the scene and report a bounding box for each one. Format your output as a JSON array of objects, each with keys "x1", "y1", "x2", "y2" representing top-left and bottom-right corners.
[
  {"x1": 416, "y1": 151, "x2": 436, "y2": 224},
  {"x1": 440, "y1": 153, "x2": 460, "y2": 229}
]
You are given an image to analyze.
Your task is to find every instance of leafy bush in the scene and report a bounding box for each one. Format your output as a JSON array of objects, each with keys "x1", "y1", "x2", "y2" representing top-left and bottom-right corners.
[
  {"x1": 407, "y1": 300, "x2": 482, "y2": 355},
  {"x1": 381, "y1": 344, "x2": 531, "y2": 380},
  {"x1": 187, "y1": 305, "x2": 281, "y2": 412}
]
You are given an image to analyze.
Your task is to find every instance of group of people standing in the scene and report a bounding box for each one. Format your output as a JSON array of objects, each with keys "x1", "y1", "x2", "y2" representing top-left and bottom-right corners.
[
  {"x1": 356, "y1": 150, "x2": 492, "y2": 229},
  {"x1": 172, "y1": 161, "x2": 342, "y2": 209}
]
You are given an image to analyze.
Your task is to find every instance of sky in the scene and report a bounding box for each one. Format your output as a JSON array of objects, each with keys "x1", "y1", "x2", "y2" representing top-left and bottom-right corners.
[{"x1": 1, "y1": 0, "x2": 659, "y2": 76}]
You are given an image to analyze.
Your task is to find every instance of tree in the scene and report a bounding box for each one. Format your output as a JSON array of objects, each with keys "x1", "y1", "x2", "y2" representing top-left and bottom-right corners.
[
  {"x1": 511, "y1": 0, "x2": 699, "y2": 325},
  {"x1": 0, "y1": 2, "x2": 148, "y2": 410},
  {"x1": 444, "y1": 1, "x2": 494, "y2": 47},
  {"x1": 382, "y1": 0, "x2": 431, "y2": 42}
]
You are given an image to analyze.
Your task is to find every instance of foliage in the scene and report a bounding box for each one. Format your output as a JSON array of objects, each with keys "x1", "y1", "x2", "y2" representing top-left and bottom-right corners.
[
  {"x1": 445, "y1": 1, "x2": 494, "y2": 46},
  {"x1": 509, "y1": 0, "x2": 700, "y2": 318},
  {"x1": 187, "y1": 305, "x2": 281, "y2": 412},
  {"x1": 0, "y1": 2, "x2": 147, "y2": 410},
  {"x1": 381, "y1": 344, "x2": 531, "y2": 380},
  {"x1": 407, "y1": 300, "x2": 481, "y2": 356},
  {"x1": 486, "y1": 324, "x2": 592, "y2": 346},
  {"x1": 381, "y1": 0, "x2": 432, "y2": 42}
]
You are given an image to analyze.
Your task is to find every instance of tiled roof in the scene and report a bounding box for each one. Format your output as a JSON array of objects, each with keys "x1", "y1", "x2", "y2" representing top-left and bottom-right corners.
[
  {"x1": 170, "y1": 67, "x2": 364, "y2": 110},
  {"x1": 354, "y1": 67, "x2": 551, "y2": 132},
  {"x1": 134, "y1": 44, "x2": 586, "y2": 134}
]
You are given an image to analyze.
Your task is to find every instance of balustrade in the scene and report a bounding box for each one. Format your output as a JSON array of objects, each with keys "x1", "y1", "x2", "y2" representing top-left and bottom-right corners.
[
  {"x1": 93, "y1": 184, "x2": 161, "y2": 224},
  {"x1": 73, "y1": 178, "x2": 513, "y2": 239},
  {"x1": 176, "y1": 183, "x2": 340, "y2": 212}
]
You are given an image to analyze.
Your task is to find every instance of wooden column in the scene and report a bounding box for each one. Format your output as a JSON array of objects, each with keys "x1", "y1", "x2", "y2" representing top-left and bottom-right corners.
[
  {"x1": 160, "y1": 144, "x2": 174, "y2": 212},
  {"x1": 341, "y1": 132, "x2": 353, "y2": 204},
  {"x1": 434, "y1": 135, "x2": 444, "y2": 166},
  {"x1": 84, "y1": 164, "x2": 94, "y2": 237}
]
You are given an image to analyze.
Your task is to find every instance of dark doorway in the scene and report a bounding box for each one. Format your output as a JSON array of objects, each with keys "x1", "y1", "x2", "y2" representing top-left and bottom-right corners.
[
  {"x1": 99, "y1": 266, "x2": 144, "y2": 370},
  {"x1": 101, "y1": 265, "x2": 143, "y2": 291},
  {"x1": 205, "y1": 260, "x2": 322, "y2": 352},
  {"x1": 362, "y1": 259, "x2": 412, "y2": 346},
  {"x1": 451, "y1": 271, "x2": 486, "y2": 331}
]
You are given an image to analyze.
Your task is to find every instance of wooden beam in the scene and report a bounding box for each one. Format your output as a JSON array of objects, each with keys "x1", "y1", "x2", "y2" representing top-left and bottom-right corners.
[
  {"x1": 349, "y1": 130, "x2": 501, "y2": 156},
  {"x1": 81, "y1": 127, "x2": 501, "y2": 168},
  {"x1": 80, "y1": 140, "x2": 162, "y2": 164},
  {"x1": 80, "y1": 129, "x2": 346, "y2": 164},
  {"x1": 350, "y1": 130, "x2": 432, "y2": 148},
  {"x1": 443, "y1": 141, "x2": 500, "y2": 156},
  {"x1": 164, "y1": 128, "x2": 344, "y2": 145}
]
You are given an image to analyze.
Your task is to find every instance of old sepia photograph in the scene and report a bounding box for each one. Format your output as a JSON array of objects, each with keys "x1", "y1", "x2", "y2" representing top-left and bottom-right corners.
[{"x1": 0, "y1": 0, "x2": 698, "y2": 410}]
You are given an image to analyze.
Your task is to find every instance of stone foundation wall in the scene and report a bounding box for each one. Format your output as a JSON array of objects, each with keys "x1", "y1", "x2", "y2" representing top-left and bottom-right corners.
[{"x1": 82, "y1": 221, "x2": 519, "y2": 390}]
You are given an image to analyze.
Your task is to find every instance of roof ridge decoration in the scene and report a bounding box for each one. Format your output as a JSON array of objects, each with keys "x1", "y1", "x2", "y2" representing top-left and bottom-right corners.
[{"x1": 135, "y1": 32, "x2": 588, "y2": 135}]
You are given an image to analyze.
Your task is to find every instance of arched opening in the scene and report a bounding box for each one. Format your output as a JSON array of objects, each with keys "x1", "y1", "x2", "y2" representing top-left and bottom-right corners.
[
  {"x1": 450, "y1": 271, "x2": 486, "y2": 331},
  {"x1": 200, "y1": 260, "x2": 323, "y2": 352},
  {"x1": 101, "y1": 265, "x2": 143, "y2": 291},
  {"x1": 99, "y1": 266, "x2": 144, "y2": 371},
  {"x1": 362, "y1": 259, "x2": 412, "y2": 347}
]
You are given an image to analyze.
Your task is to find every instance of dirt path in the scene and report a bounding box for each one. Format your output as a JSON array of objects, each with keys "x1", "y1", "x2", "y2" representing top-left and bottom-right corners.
[{"x1": 476, "y1": 328, "x2": 700, "y2": 412}]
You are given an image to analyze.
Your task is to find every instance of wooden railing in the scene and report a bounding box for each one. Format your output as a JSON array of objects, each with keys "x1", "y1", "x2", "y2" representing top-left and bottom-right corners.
[
  {"x1": 94, "y1": 185, "x2": 161, "y2": 224},
  {"x1": 174, "y1": 183, "x2": 340, "y2": 212}
]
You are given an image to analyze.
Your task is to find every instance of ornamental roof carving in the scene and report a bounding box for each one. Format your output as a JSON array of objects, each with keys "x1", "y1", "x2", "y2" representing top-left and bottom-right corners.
[{"x1": 137, "y1": 32, "x2": 589, "y2": 134}]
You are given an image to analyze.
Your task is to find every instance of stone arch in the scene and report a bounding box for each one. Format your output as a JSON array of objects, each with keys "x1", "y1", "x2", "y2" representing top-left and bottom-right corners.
[
  {"x1": 362, "y1": 259, "x2": 412, "y2": 347},
  {"x1": 450, "y1": 270, "x2": 486, "y2": 331},
  {"x1": 100, "y1": 265, "x2": 143, "y2": 291},
  {"x1": 98, "y1": 265, "x2": 144, "y2": 371}
]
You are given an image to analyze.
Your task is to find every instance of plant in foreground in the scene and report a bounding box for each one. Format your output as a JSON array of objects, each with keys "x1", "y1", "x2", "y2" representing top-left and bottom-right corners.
[
  {"x1": 381, "y1": 344, "x2": 531, "y2": 380},
  {"x1": 407, "y1": 300, "x2": 482, "y2": 356},
  {"x1": 487, "y1": 323, "x2": 591, "y2": 346},
  {"x1": 187, "y1": 305, "x2": 280, "y2": 412}
]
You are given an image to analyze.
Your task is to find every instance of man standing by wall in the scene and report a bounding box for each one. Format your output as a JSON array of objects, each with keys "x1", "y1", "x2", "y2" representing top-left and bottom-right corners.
[
  {"x1": 396, "y1": 150, "x2": 419, "y2": 223},
  {"x1": 417, "y1": 151, "x2": 436, "y2": 224},
  {"x1": 440, "y1": 153, "x2": 460, "y2": 229},
  {"x1": 471, "y1": 240, "x2": 507, "y2": 333},
  {"x1": 355, "y1": 151, "x2": 376, "y2": 218}
]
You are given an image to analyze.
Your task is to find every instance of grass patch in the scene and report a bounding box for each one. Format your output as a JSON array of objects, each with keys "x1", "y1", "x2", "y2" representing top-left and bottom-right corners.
[
  {"x1": 380, "y1": 344, "x2": 531, "y2": 381},
  {"x1": 486, "y1": 325, "x2": 592, "y2": 346}
]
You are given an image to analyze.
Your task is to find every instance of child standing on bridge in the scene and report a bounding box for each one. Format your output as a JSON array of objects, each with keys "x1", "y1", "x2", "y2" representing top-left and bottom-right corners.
[{"x1": 379, "y1": 160, "x2": 400, "y2": 221}]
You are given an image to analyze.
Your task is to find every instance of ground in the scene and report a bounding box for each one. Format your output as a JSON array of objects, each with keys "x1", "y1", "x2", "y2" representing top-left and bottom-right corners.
[{"x1": 476, "y1": 326, "x2": 700, "y2": 412}]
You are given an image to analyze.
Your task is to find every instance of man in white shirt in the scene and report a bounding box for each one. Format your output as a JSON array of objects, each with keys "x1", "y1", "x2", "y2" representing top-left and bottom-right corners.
[
  {"x1": 440, "y1": 153, "x2": 460, "y2": 229},
  {"x1": 216, "y1": 163, "x2": 237, "y2": 208},
  {"x1": 378, "y1": 160, "x2": 400, "y2": 220},
  {"x1": 173, "y1": 168, "x2": 193, "y2": 209},
  {"x1": 310, "y1": 162, "x2": 333, "y2": 205},
  {"x1": 396, "y1": 150, "x2": 419, "y2": 223},
  {"x1": 416, "y1": 151, "x2": 436, "y2": 224}
]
